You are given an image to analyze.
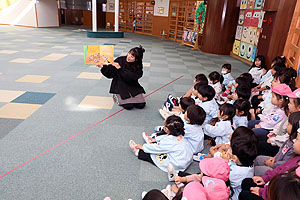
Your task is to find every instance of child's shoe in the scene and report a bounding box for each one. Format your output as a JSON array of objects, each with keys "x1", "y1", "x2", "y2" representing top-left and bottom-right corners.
[
  {"x1": 141, "y1": 191, "x2": 147, "y2": 199},
  {"x1": 161, "y1": 185, "x2": 175, "y2": 200},
  {"x1": 154, "y1": 125, "x2": 164, "y2": 132},
  {"x1": 142, "y1": 132, "x2": 152, "y2": 144},
  {"x1": 164, "y1": 101, "x2": 173, "y2": 111},
  {"x1": 159, "y1": 108, "x2": 169, "y2": 119},
  {"x1": 167, "y1": 94, "x2": 177, "y2": 106},
  {"x1": 221, "y1": 89, "x2": 230, "y2": 97},
  {"x1": 129, "y1": 140, "x2": 139, "y2": 156},
  {"x1": 193, "y1": 153, "x2": 208, "y2": 162},
  {"x1": 167, "y1": 163, "x2": 177, "y2": 181},
  {"x1": 150, "y1": 132, "x2": 157, "y2": 140}
]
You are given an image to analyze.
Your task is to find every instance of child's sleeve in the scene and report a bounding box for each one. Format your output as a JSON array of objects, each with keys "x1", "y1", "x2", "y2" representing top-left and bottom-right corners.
[
  {"x1": 260, "y1": 110, "x2": 287, "y2": 130},
  {"x1": 203, "y1": 123, "x2": 227, "y2": 138},
  {"x1": 186, "y1": 174, "x2": 202, "y2": 183},
  {"x1": 118, "y1": 67, "x2": 143, "y2": 82}
]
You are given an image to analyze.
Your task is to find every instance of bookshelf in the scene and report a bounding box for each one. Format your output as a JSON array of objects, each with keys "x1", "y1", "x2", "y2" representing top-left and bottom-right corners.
[{"x1": 118, "y1": 0, "x2": 154, "y2": 35}]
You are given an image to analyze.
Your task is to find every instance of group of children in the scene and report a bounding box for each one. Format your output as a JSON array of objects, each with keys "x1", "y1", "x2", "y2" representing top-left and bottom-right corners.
[{"x1": 127, "y1": 55, "x2": 300, "y2": 200}]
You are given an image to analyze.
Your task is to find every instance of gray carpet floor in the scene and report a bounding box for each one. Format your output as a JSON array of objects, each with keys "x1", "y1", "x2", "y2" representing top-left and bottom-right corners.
[{"x1": 0, "y1": 25, "x2": 249, "y2": 199}]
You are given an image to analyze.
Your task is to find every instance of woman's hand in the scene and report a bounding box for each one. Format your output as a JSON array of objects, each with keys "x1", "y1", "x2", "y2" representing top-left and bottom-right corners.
[
  {"x1": 250, "y1": 187, "x2": 260, "y2": 196},
  {"x1": 252, "y1": 176, "x2": 265, "y2": 185},
  {"x1": 96, "y1": 63, "x2": 103, "y2": 68},
  {"x1": 112, "y1": 62, "x2": 121, "y2": 69}
]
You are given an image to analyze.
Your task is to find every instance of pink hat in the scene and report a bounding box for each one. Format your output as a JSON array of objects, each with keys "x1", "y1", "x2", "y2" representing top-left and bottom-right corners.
[
  {"x1": 271, "y1": 84, "x2": 292, "y2": 96},
  {"x1": 182, "y1": 182, "x2": 207, "y2": 200},
  {"x1": 199, "y1": 158, "x2": 230, "y2": 182},
  {"x1": 287, "y1": 88, "x2": 300, "y2": 98},
  {"x1": 202, "y1": 176, "x2": 230, "y2": 200}
]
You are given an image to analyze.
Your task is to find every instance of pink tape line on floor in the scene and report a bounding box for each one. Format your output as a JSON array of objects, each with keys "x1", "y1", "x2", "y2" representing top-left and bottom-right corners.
[{"x1": 0, "y1": 75, "x2": 183, "y2": 179}]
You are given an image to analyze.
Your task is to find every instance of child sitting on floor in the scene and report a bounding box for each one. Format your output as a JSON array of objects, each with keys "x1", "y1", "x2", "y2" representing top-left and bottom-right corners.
[
  {"x1": 221, "y1": 63, "x2": 234, "y2": 91},
  {"x1": 193, "y1": 84, "x2": 218, "y2": 125},
  {"x1": 203, "y1": 103, "x2": 235, "y2": 145},
  {"x1": 233, "y1": 99, "x2": 251, "y2": 129},
  {"x1": 159, "y1": 97, "x2": 195, "y2": 119},
  {"x1": 129, "y1": 115, "x2": 193, "y2": 173},
  {"x1": 208, "y1": 71, "x2": 223, "y2": 100}
]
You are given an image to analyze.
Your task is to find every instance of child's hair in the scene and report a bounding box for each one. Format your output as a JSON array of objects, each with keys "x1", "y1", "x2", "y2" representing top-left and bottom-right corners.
[
  {"x1": 250, "y1": 55, "x2": 267, "y2": 70},
  {"x1": 222, "y1": 63, "x2": 231, "y2": 72},
  {"x1": 286, "y1": 67, "x2": 297, "y2": 91},
  {"x1": 195, "y1": 85, "x2": 216, "y2": 101},
  {"x1": 195, "y1": 73, "x2": 209, "y2": 85},
  {"x1": 287, "y1": 111, "x2": 300, "y2": 141},
  {"x1": 165, "y1": 115, "x2": 185, "y2": 136},
  {"x1": 235, "y1": 85, "x2": 251, "y2": 100},
  {"x1": 179, "y1": 97, "x2": 195, "y2": 112},
  {"x1": 142, "y1": 189, "x2": 168, "y2": 200},
  {"x1": 267, "y1": 166, "x2": 300, "y2": 200},
  {"x1": 219, "y1": 103, "x2": 235, "y2": 124},
  {"x1": 290, "y1": 97, "x2": 300, "y2": 109},
  {"x1": 209, "y1": 71, "x2": 223, "y2": 84},
  {"x1": 239, "y1": 73, "x2": 254, "y2": 85},
  {"x1": 273, "y1": 90, "x2": 290, "y2": 116},
  {"x1": 272, "y1": 56, "x2": 286, "y2": 65},
  {"x1": 233, "y1": 99, "x2": 251, "y2": 120},
  {"x1": 230, "y1": 127, "x2": 258, "y2": 166},
  {"x1": 272, "y1": 62, "x2": 286, "y2": 74},
  {"x1": 235, "y1": 77, "x2": 251, "y2": 88},
  {"x1": 186, "y1": 105, "x2": 206, "y2": 125}
]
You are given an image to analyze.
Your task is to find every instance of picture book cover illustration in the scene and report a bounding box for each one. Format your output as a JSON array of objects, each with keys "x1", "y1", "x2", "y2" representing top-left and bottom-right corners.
[{"x1": 84, "y1": 45, "x2": 114, "y2": 65}]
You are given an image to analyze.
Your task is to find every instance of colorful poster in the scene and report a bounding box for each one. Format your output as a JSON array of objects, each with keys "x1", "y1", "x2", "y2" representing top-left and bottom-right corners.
[
  {"x1": 240, "y1": 0, "x2": 247, "y2": 9},
  {"x1": 84, "y1": 45, "x2": 114, "y2": 65},
  {"x1": 247, "y1": 0, "x2": 255, "y2": 9},
  {"x1": 251, "y1": 9, "x2": 261, "y2": 27},
  {"x1": 235, "y1": 25, "x2": 243, "y2": 40},
  {"x1": 238, "y1": 10, "x2": 246, "y2": 26},
  {"x1": 244, "y1": 9, "x2": 254, "y2": 26},
  {"x1": 255, "y1": 0, "x2": 263, "y2": 9},
  {"x1": 232, "y1": 40, "x2": 241, "y2": 55}
]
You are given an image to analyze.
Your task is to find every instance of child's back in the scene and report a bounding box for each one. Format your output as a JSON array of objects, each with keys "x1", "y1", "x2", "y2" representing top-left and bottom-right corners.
[{"x1": 143, "y1": 134, "x2": 193, "y2": 172}]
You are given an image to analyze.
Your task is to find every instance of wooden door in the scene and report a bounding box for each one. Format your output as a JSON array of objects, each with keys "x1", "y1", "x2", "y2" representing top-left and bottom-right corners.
[
  {"x1": 283, "y1": 0, "x2": 300, "y2": 86},
  {"x1": 257, "y1": 11, "x2": 277, "y2": 57}
]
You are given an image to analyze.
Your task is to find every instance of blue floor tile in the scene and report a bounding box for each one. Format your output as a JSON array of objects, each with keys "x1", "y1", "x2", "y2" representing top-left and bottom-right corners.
[{"x1": 11, "y1": 91, "x2": 56, "y2": 105}]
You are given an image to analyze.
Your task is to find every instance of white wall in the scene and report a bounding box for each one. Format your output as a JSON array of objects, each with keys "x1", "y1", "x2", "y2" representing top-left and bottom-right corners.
[
  {"x1": 154, "y1": 0, "x2": 169, "y2": 17},
  {"x1": 36, "y1": 0, "x2": 59, "y2": 27},
  {"x1": 0, "y1": 0, "x2": 37, "y2": 27}
]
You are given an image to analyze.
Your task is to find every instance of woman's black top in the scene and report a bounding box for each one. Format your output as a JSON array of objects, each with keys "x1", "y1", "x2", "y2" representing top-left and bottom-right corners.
[{"x1": 101, "y1": 56, "x2": 145, "y2": 100}]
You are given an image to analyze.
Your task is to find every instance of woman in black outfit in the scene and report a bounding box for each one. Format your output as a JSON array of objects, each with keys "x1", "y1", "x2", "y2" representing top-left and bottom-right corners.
[{"x1": 97, "y1": 46, "x2": 146, "y2": 110}]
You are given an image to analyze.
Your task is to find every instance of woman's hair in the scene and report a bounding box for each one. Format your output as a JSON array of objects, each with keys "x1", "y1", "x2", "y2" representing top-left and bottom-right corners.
[
  {"x1": 195, "y1": 85, "x2": 215, "y2": 101},
  {"x1": 239, "y1": 73, "x2": 254, "y2": 85},
  {"x1": 250, "y1": 55, "x2": 267, "y2": 70},
  {"x1": 219, "y1": 103, "x2": 235, "y2": 124},
  {"x1": 186, "y1": 105, "x2": 206, "y2": 125},
  {"x1": 230, "y1": 127, "x2": 258, "y2": 167},
  {"x1": 222, "y1": 63, "x2": 231, "y2": 71},
  {"x1": 267, "y1": 167, "x2": 300, "y2": 200},
  {"x1": 209, "y1": 71, "x2": 223, "y2": 84},
  {"x1": 233, "y1": 99, "x2": 251, "y2": 120},
  {"x1": 272, "y1": 56, "x2": 286, "y2": 65},
  {"x1": 194, "y1": 73, "x2": 208, "y2": 85},
  {"x1": 142, "y1": 189, "x2": 168, "y2": 200},
  {"x1": 179, "y1": 97, "x2": 195, "y2": 111},
  {"x1": 287, "y1": 112, "x2": 300, "y2": 141},
  {"x1": 272, "y1": 62, "x2": 286, "y2": 74},
  {"x1": 273, "y1": 91, "x2": 290, "y2": 116},
  {"x1": 128, "y1": 46, "x2": 145, "y2": 71},
  {"x1": 165, "y1": 115, "x2": 185, "y2": 136}
]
